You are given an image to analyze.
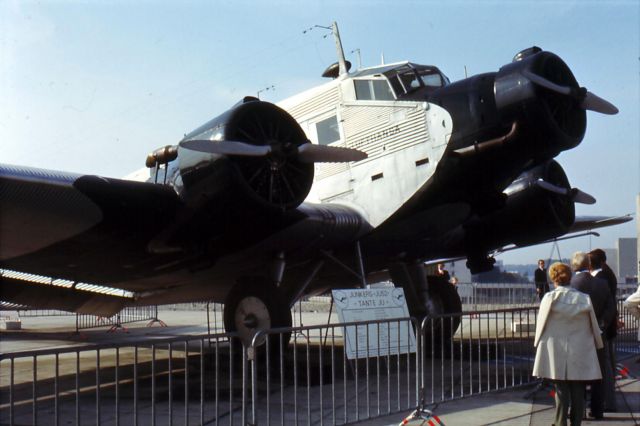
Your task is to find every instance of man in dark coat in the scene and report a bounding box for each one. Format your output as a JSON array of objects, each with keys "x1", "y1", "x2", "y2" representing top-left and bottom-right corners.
[
  {"x1": 534, "y1": 259, "x2": 549, "y2": 301},
  {"x1": 570, "y1": 251, "x2": 616, "y2": 419},
  {"x1": 589, "y1": 249, "x2": 619, "y2": 412}
]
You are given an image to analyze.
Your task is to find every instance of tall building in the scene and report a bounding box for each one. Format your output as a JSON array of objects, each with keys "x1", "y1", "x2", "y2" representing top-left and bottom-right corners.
[
  {"x1": 617, "y1": 238, "x2": 637, "y2": 282},
  {"x1": 604, "y1": 248, "x2": 619, "y2": 278}
]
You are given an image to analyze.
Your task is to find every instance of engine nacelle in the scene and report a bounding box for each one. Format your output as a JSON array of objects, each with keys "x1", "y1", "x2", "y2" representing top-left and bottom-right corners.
[
  {"x1": 464, "y1": 160, "x2": 575, "y2": 249},
  {"x1": 495, "y1": 49, "x2": 586, "y2": 154},
  {"x1": 423, "y1": 49, "x2": 586, "y2": 164},
  {"x1": 176, "y1": 99, "x2": 314, "y2": 212}
]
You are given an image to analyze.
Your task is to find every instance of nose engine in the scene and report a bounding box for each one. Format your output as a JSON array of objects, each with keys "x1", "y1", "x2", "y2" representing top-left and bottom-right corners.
[
  {"x1": 494, "y1": 49, "x2": 586, "y2": 154},
  {"x1": 433, "y1": 48, "x2": 616, "y2": 164}
]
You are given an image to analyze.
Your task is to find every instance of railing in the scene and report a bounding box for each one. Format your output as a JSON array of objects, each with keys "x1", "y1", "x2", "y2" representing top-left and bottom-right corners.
[
  {"x1": 456, "y1": 283, "x2": 538, "y2": 310},
  {"x1": 420, "y1": 307, "x2": 539, "y2": 405},
  {"x1": 1, "y1": 303, "x2": 637, "y2": 425},
  {"x1": 73, "y1": 306, "x2": 161, "y2": 331},
  {"x1": 617, "y1": 298, "x2": 640, "y2": 358}
]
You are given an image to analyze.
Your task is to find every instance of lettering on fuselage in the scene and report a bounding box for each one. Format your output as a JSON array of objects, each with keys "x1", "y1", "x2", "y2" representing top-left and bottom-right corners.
[{"x1": 351, "y1": 125, "x2": 401, "y2": 150}]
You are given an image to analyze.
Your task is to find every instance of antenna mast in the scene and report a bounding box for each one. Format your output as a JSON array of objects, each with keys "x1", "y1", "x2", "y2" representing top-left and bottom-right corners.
[{"x1": 332, "y1": 21, "x2": 348, "y2": 76}]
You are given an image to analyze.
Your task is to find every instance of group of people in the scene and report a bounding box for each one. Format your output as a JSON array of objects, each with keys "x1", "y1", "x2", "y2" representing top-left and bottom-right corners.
[{"x1": 531, "y1": 250, "x2": 640, "y2": 426}]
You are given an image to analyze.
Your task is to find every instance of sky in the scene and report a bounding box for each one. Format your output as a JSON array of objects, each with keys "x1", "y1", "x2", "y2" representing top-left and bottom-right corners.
[{"x1": 1, "y1": 0, "x2": 638, "y2": 266}]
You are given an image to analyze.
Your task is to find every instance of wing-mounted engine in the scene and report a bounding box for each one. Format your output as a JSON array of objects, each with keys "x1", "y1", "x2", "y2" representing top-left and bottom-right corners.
[
  {"x1": 173, "y1": 98, "x2": 366, "y2": 212},
  {"x1": 465, "y1": 160, "x2": 593, "y2": 251},
  {"x1": 143, "y1": 99, "x2": 366, "y2": 253},
  {"x1": 221, "y1": 101, "x2": 313, "y2": 210},
  {"x1": 175, "y1": 98, "x2": 314, "y2": 212}
]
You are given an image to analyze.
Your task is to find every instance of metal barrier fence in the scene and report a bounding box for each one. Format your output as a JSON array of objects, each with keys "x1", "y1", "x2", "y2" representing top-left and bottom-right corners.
[
  {"x1": 456, "y1": 283, "x2": 537, "y2": 310},
  {"x1": 420, "y1": 307, "x2": 539, "y2": 404},
  {"x1": 74, "y1": 306, "x2": 161, "y2": 332},
  {"x1": 455, "y1": 282, "x2": 639, "y2": 310},
  {"x1": 1, "y1": 303, "x2": 638, "y2": 425},
  {"x1": 617, "y1": 298, "x2": 640, "y2": 358},
  {"x1": 5, "y1": 309, "x2": 75, "y2": 318}
]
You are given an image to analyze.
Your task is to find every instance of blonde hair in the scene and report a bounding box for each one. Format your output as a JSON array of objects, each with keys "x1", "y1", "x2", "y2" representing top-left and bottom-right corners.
[{"x1": 548, "y1": 262, "x2": 572, "y2": 285}]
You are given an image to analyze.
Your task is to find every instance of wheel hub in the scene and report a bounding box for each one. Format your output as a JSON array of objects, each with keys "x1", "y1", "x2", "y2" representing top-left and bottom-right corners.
[{"x1": 234, "y1": 296, "x2": 272, "y2": 346}]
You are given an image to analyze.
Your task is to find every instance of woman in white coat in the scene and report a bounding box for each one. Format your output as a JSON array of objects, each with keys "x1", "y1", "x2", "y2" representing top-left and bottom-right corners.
[{"x1": 532, "y1": 262, "x2": 603, "y2": 426}]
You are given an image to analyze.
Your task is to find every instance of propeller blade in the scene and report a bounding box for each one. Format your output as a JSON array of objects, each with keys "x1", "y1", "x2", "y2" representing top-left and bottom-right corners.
[
  {"x1": 581, "y1": 91, "x2": 619, "y2": 115},
  {"x1": 536, "y1": 180, "x2": 569, "y2": 195},
  {"x1": 570, "y1": 188, "x2": 596, "y2": 205},
  {"x1": 297, "y1": 143, "x2": 367, "y2": 163},
  {"x1": 523, "y1": 70, "x2": 618, "y2": 115},
  {"x1": 523, "y1": 70, "x2": 571, "y2": 95},
  {"x1": 535, "y1": 180, "x2": 596, "y2": 204},
  {"x1": 179, "y1": 140, "x2": 271, "y2": 157}
]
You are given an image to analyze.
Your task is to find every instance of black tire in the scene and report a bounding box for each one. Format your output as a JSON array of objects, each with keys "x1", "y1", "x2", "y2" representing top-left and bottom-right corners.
[
  {"x1": 422, "y1": 276, "x2": 462, "y2": 355},
  {"x1": 223, "y1": 279, "x2": 292, "y2": 362}
]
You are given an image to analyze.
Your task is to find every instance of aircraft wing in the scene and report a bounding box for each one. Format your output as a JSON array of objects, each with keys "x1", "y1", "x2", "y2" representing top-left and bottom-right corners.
[
  {"x1": 0, "y1": 162, "x2": 372, "y2": 315},
  {"x1": 568, "y1": 214, "x2": 633, "y2": 234},
  {"x1": 0, "y1": 164, "x2": 184, "y2": 281},
  {"x1": 491, "y1": 214, "x2": 633, "y2": 257}
]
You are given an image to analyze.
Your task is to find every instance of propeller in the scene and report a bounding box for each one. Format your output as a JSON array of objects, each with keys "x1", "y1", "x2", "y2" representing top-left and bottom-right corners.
[
  {"x1": 180, "y1": 140, "x2": 270, "y2": 157},
  {"x1": 179, "y1": 139, "x2": 367, "y2": 163},
  {"x1": 535, "y1": 180, "x2": 596, "y2": 204},
  {"x1": 522, "y1": 70, "x2": 619, "y2": 115}
]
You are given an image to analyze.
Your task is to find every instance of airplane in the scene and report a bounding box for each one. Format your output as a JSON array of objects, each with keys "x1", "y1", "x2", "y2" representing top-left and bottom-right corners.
[{"x1": 0, "y1": 22, "x2": 630, "y2": 345}]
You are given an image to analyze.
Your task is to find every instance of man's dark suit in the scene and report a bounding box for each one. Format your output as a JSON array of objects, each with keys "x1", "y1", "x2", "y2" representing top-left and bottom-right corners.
[
  {"x1": 594, "y1": 266, "x2": 619, "y2": 412},
  {"x1": 570, "y1": 271, "x2": 616, "y2": 418},
  {"x1": 571, "y1": 271, "x2": 615, "y2": 327},
  {"x1": 595, "y1": 265, "x2": 618, "y2": 339},
  {"x1": 534, "y1": 267, "x2": 549, "y2": 300}
]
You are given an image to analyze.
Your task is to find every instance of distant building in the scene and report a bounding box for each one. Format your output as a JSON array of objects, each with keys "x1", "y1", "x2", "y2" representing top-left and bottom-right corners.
[
  {"x1": 599, "y1": 238, "x2": 637, "y2": 283},
  {"x1": 617, "y1": 237, "x2": 637, "y2": 282},
  {"x1": 604, "y1": 248, "x2": 619, "y2": 278}
]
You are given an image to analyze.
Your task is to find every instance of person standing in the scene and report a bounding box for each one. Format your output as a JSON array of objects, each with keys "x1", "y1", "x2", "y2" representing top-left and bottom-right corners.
[
  {"x1": 534, "y1": 259, "x2": 549, "y2": 301},
  {"x1": 436, "y1": 262, "x2": 450, "y2": 283},
  {"x1": 570, "y1": 251, "x2": 616, "y2": 419},
  {"x1": 589, "y1": 249, "x2": 619, "y2": 412},
  {"x1": 533, "y1": 262, "x2": 603, "y2": 426}
]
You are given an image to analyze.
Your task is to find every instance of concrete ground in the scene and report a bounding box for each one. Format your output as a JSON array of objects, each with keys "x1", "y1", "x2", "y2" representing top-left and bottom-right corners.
[{"x1": 360, "y1": 358, "x2": 640, "y2": 425}]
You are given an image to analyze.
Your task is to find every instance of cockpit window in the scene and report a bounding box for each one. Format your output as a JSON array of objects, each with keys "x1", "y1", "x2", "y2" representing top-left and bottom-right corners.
[
  {"x1": 419, "y1": 70, "x2": 444, "y2": 87},
  {"x1": 354, "y1": 79, "x2": 395, "y2": 101},
  {"x1": 383, "y1": 64, "x2": 448, "y2": 97}
]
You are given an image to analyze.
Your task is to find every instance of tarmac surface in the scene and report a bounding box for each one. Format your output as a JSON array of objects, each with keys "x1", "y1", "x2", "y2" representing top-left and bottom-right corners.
[
  {"x1": 1, "y1": 308, "x2": 638, "y2": 425},
  {"x1": 362, "y1": 360, "x2": 640, "y2": 425}
]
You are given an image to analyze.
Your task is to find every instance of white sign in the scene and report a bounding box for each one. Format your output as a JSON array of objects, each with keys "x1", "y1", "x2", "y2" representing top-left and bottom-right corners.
[{"x1": 332, "y1": 287, "x2": 416, "y2": 360}]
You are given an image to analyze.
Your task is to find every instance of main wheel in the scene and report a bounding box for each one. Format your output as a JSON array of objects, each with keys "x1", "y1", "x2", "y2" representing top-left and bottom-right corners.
[
  {"x1": 223, "y1": 279, "x2": 292, "y2": 359},
  {"x1": 422, "y1": 276, "x2": 462, "y2": 355}
]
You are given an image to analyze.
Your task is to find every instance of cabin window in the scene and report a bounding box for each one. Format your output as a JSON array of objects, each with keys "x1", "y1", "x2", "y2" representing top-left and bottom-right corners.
[
  {"x1": 316, "y1": 115, "x2": 340, "y2": 145},
  {"x1": 354, "y1": 79, "x2": 395, "y2": 101}
]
